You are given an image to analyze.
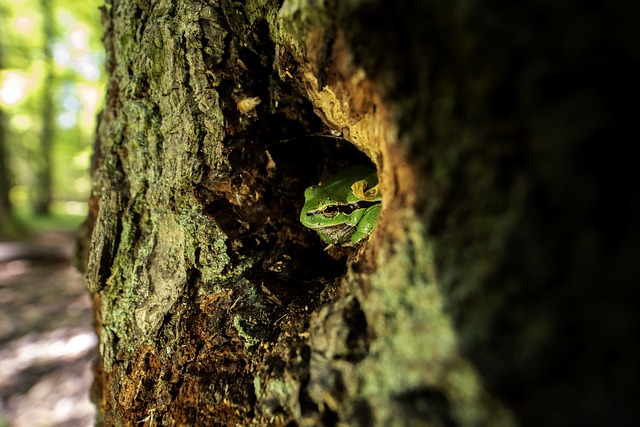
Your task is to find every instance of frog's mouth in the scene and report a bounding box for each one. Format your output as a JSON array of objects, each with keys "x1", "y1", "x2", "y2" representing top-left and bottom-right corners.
[
  {"x1": 312, "y1": 223, "x2": 356, "y2": 241},
  {"x1": 309, "y1": 223, "x2": 353, "y2": 232}
]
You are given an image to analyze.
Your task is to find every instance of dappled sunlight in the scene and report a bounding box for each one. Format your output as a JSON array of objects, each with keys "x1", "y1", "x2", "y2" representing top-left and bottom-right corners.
[
  {"x1": 8, "y1": 113, "x2": 33, "y2": 132},
  {"x1": 59, "y1": 200, "x2": 88, "y2": 216},
  {"x1": 0, "y1": 234, "x2": 97, "y2": 426},
  {"x1": 0, "y1": 328, "x2": 96, "y2": 427},
  {"x1": 11, "y1": 14, "x2": 37, "y2": 34},
  {"x1": 1, "y1": 0, "x2": 105, "y2": 227},
  {"x1": 0, "y1": 1, "x2": 103, "y2": 425},
  {"x1": 0, "y1": 71, "x2": 30, "y2": 106},
  {"x1": 0, "y1": 327, "x2": 96, "y2": 386}
]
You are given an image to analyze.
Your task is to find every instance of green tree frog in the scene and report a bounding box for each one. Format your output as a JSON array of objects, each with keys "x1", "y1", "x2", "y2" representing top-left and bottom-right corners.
[{"x1": 300, "y1": 165, "x2": 381, "y2": 246}]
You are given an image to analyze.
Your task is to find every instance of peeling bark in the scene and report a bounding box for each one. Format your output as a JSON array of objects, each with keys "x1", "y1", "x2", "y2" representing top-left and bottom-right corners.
[{"x1": 78, "y1": 0, "x2": 639, "y2": 426}]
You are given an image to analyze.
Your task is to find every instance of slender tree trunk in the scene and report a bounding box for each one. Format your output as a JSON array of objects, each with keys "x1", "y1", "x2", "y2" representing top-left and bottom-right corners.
[
  {"x1": 34, "y1": 0, "x2": 55, "y2": 216},
  {"x1": 0, "y1": 104, "x2": 13, "y2": 238},
  {"x1": 78, "y1": 0, "x2": 639, "y2": 426},
  {"x1": 0, "y1": 11, "x2": 18, "y2": 239}
]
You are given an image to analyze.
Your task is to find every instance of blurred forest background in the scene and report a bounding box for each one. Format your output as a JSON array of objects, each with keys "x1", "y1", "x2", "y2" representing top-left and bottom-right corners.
[
  {"x1": 1, "y1": 0, "x2": 104, "y2": 238},
  {"x1": 1, "y1": 0, "x2": 104, "y2": 425}
]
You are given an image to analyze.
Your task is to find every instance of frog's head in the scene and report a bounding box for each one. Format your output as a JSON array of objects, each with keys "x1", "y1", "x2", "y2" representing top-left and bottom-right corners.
[
  {"x1": 299, "y1": 165, "x2": 381, "y2": 245},
  {"x1": 299, "y1": 183, "x2": 374, "y2": 245},
  {"x1": 299, "y1": 184, "x2": 358, "y2": 229}
]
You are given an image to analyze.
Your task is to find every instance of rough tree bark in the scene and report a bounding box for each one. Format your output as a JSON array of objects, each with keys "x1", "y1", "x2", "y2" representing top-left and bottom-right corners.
[{"x1": 77, "y1": 0, "x2": 639, "y2": 426}]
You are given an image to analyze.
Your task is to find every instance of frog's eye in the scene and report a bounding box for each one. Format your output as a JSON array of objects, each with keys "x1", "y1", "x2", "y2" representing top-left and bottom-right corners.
[{"x1": 321, "y1": 205, "x2": 339, "y2": 218}]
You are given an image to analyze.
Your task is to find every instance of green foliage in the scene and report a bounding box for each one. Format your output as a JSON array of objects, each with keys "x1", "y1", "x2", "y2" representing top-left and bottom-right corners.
[
  {"x1": 14, "y1": 205, "x2": 85, "y2": 233},
  {"x1": 0, "y1": 0, "x2": 104, "y2": 232}
]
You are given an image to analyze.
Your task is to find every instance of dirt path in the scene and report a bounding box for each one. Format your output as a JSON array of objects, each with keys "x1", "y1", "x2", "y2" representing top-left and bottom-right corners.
[{"x1": 0, "y1": 232, "x2": 96, "y2": 427}]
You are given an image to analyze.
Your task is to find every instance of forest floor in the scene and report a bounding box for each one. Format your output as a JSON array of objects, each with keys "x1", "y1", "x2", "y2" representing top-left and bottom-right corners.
[{"x1": 0, "y1": 232, "x2": 96, "y2": 427}]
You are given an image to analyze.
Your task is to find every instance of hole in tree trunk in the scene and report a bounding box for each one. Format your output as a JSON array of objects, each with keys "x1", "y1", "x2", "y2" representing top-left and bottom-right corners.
[{"x1": 197, "y1": 118, "x2": 377, "y2": 306}]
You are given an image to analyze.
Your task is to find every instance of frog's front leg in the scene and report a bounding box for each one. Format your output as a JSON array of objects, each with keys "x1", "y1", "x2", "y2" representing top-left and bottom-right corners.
[{"x1": 350, "y1": 205, "x2": 381, "y2": 244}]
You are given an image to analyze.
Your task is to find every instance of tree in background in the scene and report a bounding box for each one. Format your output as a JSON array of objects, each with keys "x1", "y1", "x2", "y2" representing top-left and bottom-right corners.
[
  {"x1": 0, "y1": 103, "x2": 15, "y2": 238},
  {"x1": 0, "y1": 101, "x2": 13, "y2": 238},
  {"x1": 0, "y1": 0, "x2": 104, "y2": 235},
  {"x1": 0, "y1": 0, "x2": 18, "y2": 238},
  {"x1": 33, "y1": 0, "x2": 55, "y2": 216}
]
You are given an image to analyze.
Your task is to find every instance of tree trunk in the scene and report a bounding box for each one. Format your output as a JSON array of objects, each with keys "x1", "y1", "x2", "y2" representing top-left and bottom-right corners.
[
  {"x1": 34, "y1": 0, "x2": 55, "y2": 216},
  {"x1": 78, "y1": 0, "x2": 639, "y2": 426},
  {"x1": 0, "y1": 17, "x2": 19, "y2": 239},
  {"x1": 0, "y1": 103, "x2": 14, "y2": 238}
]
